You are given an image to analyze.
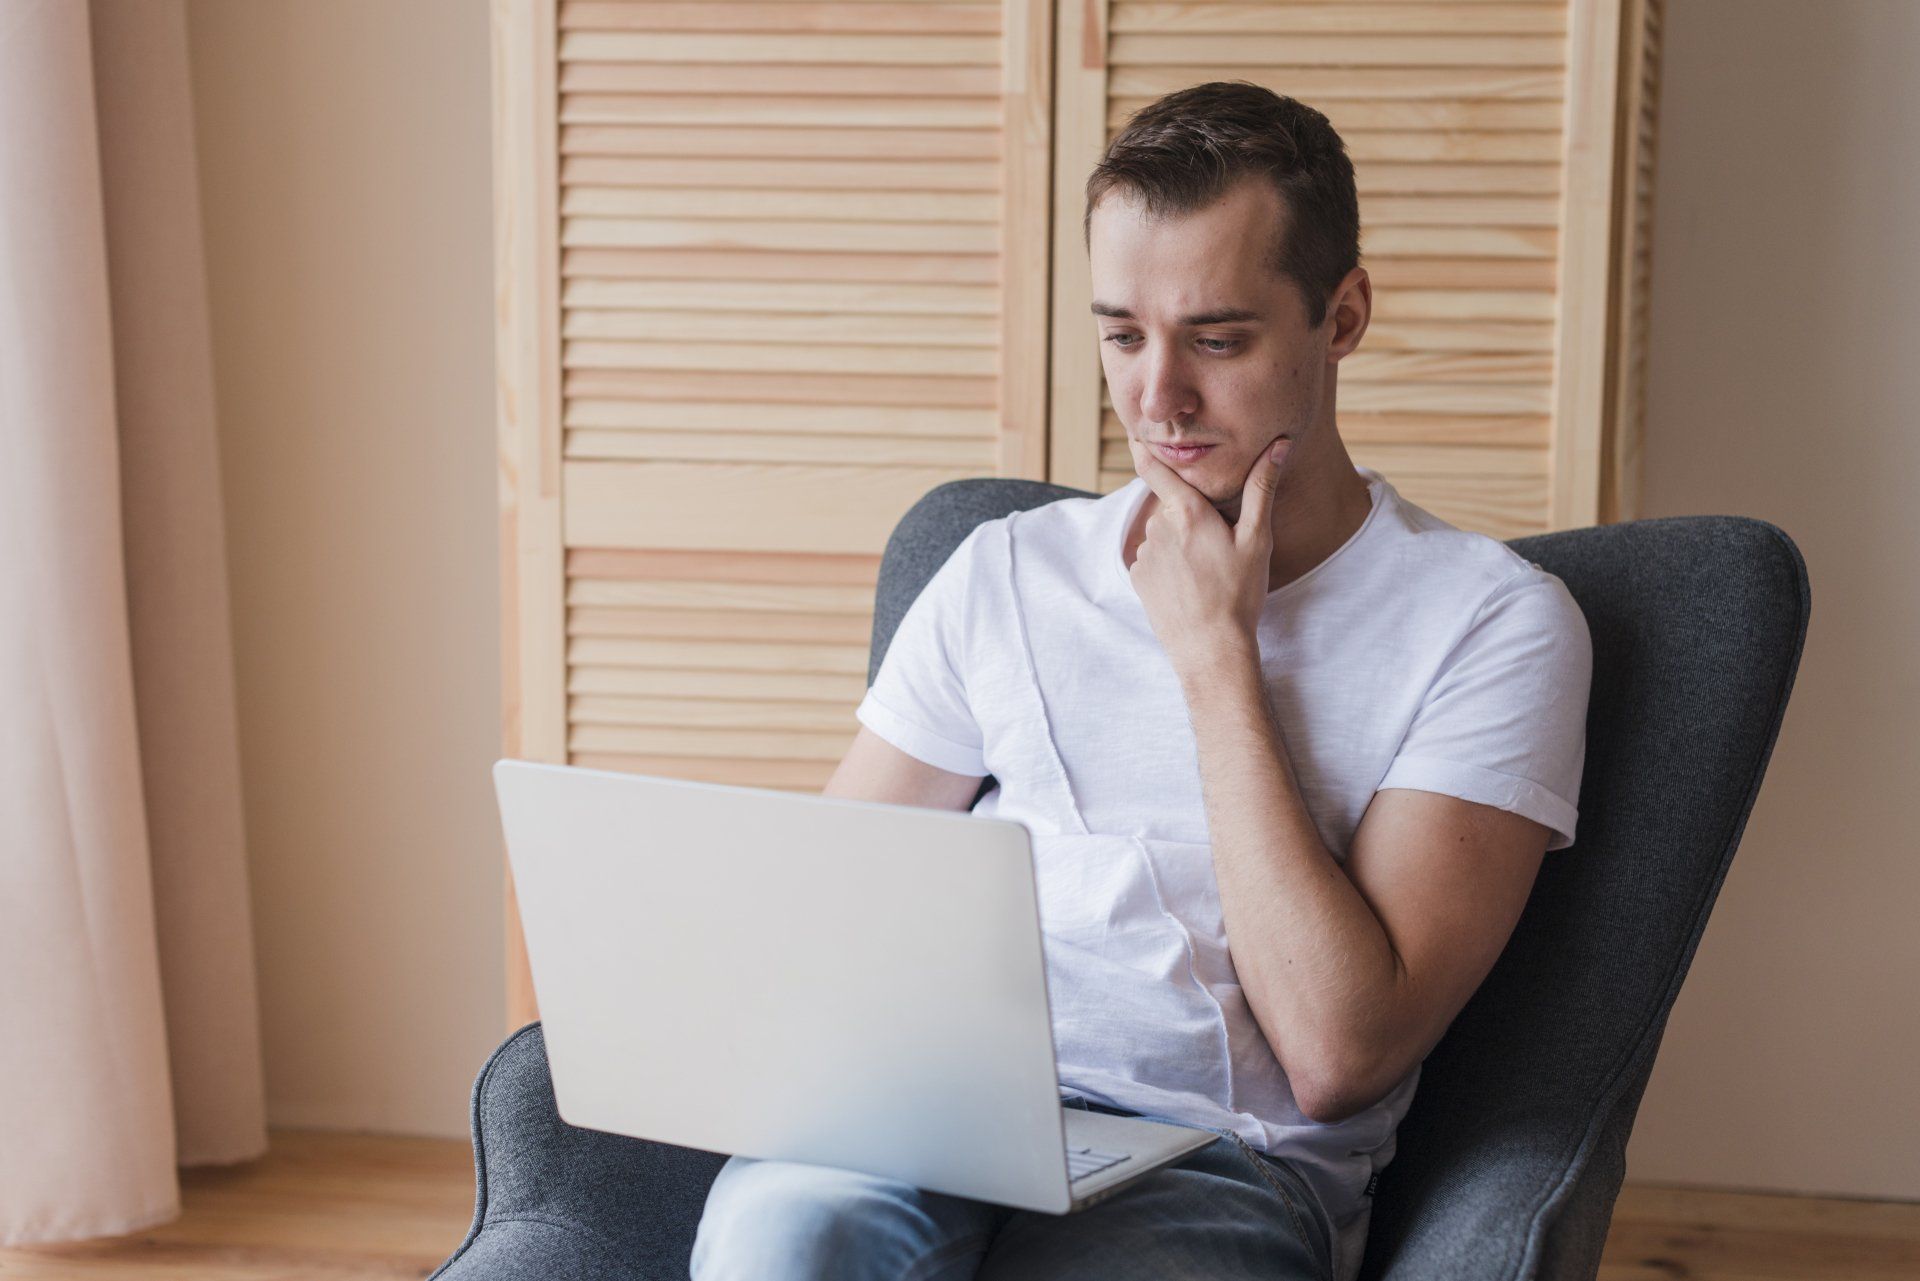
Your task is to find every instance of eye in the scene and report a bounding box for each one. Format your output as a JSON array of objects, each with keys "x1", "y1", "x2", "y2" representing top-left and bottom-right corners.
[
  {"x1": 1197, "y1": 338, "x2": 1240, "y2": 353},
  {"x1": 1103, "y1": 333, "x2": 1141, "y2": 349}
]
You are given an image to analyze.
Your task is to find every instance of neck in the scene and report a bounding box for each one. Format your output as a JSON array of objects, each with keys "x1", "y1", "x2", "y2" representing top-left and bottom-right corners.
[{"x1": 1260, "y1": 434, "x2": 1373, "y2": 593}]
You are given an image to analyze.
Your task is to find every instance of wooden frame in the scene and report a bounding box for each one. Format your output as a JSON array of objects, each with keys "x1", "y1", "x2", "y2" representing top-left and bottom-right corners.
[
  {"x1": 997, "y1": 0, "x2": 1056, "y2": 480},
  {"x1": 1551, "y1": 0, "x2": 1624, "y2": 530},
  {"x1": 493, "y1": 0, "x2": 563, "y2": 1028},
  {"x1": 1047, "y1": 0, "x2": 1108, "y2": 491},
  {"x1": 493, "y1": 0, "x2": 1662, "y2": 1027}
]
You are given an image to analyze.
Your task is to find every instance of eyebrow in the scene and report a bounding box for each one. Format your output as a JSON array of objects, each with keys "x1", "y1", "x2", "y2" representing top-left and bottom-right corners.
[{"x1": 1090, "y1": 302, "x2": 1265, "y2": 326}]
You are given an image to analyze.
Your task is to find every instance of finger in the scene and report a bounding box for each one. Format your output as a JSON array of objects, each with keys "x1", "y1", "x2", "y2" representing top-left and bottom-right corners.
[
  {"x1": 1126, "y1": 435, "x2": 1208, "y2": 520},
  {"x1": 1235, "y1": 433, "x2": 1288, "y2": 548}
]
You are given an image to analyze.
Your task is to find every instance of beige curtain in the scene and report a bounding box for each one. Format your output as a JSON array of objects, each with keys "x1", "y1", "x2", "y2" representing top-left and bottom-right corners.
[{"x1": 0, "y1": 0, "x2": 266, "y2": 1245}]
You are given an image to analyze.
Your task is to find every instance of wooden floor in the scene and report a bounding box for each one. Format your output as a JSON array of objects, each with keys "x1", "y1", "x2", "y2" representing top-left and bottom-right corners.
[{"x1": 0, "y1": 1131, "x2": 1914, "y2": 1279}]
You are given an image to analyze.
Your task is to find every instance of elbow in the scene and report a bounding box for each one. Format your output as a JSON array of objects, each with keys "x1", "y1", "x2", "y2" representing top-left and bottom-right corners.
[
  {"x1": 1293, "y1": 1079, "x2": 1370, "y2": 1127},
  {"x1": 1291, "y1": 1053, "x2": 1402, "y2": 1126}
]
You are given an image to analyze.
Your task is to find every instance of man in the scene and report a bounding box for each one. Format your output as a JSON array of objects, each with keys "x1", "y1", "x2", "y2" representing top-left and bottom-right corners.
[{"x1": 691, "y1": 82, "x2": 1592, "y2": 1281}]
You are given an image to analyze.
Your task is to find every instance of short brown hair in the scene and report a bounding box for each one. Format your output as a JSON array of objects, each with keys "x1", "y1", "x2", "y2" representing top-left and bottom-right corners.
[{"x1": 1084, "y1": 81, "x2": 1361, "y2": 329}]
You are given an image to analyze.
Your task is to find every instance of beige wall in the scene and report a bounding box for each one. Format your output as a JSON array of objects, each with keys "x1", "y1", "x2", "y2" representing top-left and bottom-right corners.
[
  {"x1": 186, "y1": 0, "x2": 501, "y2": 1136},
  {"x1": 183, "y1": 0, "x2": 1920, "y2": 1192},
  {"x1": 1623, "y1": 0, "x2": 1920, "y2": 1199}
]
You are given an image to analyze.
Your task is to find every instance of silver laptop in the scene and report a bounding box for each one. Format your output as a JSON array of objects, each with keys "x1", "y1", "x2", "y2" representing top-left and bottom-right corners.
[{"x1": 492, "y1": 758, "x2": 1215, "y2": 1214}]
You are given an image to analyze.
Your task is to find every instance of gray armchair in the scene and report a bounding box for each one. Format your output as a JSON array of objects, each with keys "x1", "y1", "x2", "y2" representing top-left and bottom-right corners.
[{"x1": 432, "y1": 480, "x2": 1810, "y2": 1281}]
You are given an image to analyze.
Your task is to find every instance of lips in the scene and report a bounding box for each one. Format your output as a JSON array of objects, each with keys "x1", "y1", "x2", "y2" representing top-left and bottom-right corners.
[{"x1": 1153, "y1": 442, "x2": 1214, "y2": 463}]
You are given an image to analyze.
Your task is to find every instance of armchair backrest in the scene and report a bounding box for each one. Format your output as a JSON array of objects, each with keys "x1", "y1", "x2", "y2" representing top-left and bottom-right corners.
[{"x1": 867, "y1": 479, "x2": 1811, "y2": 1281}]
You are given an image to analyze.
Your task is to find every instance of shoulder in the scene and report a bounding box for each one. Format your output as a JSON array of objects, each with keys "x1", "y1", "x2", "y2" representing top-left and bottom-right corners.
[{"x1": 1370, "y1": 481, "x2": 1590, "y2": 646}]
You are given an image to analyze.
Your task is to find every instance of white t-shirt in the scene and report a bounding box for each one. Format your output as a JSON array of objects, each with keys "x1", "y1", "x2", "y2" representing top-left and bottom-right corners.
[{"x1": 854, "y1": 466, "x2": 1592, "y2": 1281}]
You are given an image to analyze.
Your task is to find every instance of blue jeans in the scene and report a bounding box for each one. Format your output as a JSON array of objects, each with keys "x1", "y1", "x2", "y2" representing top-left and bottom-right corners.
[{"x1": 689, "y1": 1096, "x2": 1335, "y2": 1280}]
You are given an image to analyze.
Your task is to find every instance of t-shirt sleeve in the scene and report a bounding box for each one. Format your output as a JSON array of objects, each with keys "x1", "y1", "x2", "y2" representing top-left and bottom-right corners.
[
  {"x1": 1375, "y1": 568, "x2": 1593, "y2": 851},
  {"x1": 853, "y1": 525, "x2": 989, "y2": 778}
]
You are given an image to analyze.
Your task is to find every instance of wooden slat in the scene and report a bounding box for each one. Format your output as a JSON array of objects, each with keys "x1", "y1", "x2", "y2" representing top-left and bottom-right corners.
[
  {"x1": 565, "y1": 429, "x2": 996, "y2": 468},
  {"x1": 1113, "y1": 97, "x2": 1563, "y2": 131},
  {"x1": 562, "y1": 155, "x2": 1001, "y2": 190},
  {"x1": 568, "y1": 606, "x2": 872, "y2": 645},
  {"x1": 559, "y1": 32, "x2": 1004, "y2": 64},
  {"x1": 563, "y1": 246, "x2": 1002, "y2": 284},
  {"x1": 560, "y1": 215, "x2": 999, "y2": 254},
  {"x1": 562, "y1": 309, "x2": 998, "y2": 346},
  {"x1": 1355, "y1": 161, "x2": 1561, "y2": 195},
  {"x1": 567, "y1": 576, "x2": 875, "y2": 612},
  {"x1": 1344, "y1": 194, "x2": 1561, "y2": 226},
  {"x1": 562, "y1": 92, "x2": 1004, "y2": 129},
  {"x1": 1109, "y1": 64, "x2": 1564, "y2": 99},
  {"x1": 569, "y1": 635, "x2": 869, "y2": 675},
  {"x1": 569, "y1": 694, "x2": 856, "y2": 733},
  {"x1": 1353, "y1": 258, "x2": 1557, "y2": 289},
  {"x1": 569, "y1": 723, "x2": 852, "y2": 760},
  {"x1": 564, "y1": 460, "x2": 978, "y2": 554},
  {"x1": 1107, "y1": 33, "x2": 1566, "y2": 66},
  {"x1": 1358, "y1": 320, "x2": 1556, "y2": 353},
  {"x1": 569, "y1": 754, "x2": 837, "y2": 789},
  {"x1": 562, "y1": 278, "x2": 999, "y2": 314},
  {"x1": 1362, "y1": 225, "x2": 1559, "y2": 257},
  {"x1": 562, "y1": 398, "x2": 996, "y2": 437},
  {"x1": 567, "y1": 664, "x2": 870, "y2": 704},
  {"x1": 565, "y1": 367, "x2": 998, "y2": 408},
  {"x1": 566, "y1": 546, "x2": 879, "y2": 584},
  {"x1": 560, "y1": 125, "x2": 1001, "y2": 160},
  {"x1": 1327, "y1": 380, "x2": 1553, "y2": 415},
  {"x1": 561, "y1": 338, "x2": 997, "y2": 378},
  {"x1": 1369, "y1": 288, "x2": 1556, "y2": 320},
  {"x1": 1110, "y1": 3, "x2": 1568, "y2": 36},
  {"x1": 562, "y1": 185, "x2": 1000, "y2": 221},
  {"x1": 1336, "y1": 131, "x2": 1565, "y2": 164},
  {"x1": 1338, "y1": 411, "x2": 1550, "y2": 446},
  {"x1": 1343, "y1": 350, "x2": 1556, "y2": 381},
  {"x1": 559, "y1": 60, "x2": 1003, "y2": 95},
  {"x1": 561, "y1": 2, "x2": 1002, "y2": 35}
]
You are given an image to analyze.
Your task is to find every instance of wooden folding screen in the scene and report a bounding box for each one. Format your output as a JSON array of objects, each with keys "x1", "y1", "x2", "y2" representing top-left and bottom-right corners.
[{"x1": 495, "y1": 0, "x2": 1662, "y2": 1024}]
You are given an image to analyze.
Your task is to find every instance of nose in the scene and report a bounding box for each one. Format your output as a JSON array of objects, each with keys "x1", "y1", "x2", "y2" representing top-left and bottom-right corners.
[{"x1": 1136, "y1": 341, "x2": 1198, "y2": 428}]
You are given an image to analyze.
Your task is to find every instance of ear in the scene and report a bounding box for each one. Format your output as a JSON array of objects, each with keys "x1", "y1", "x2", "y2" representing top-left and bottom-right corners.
[{"x1": 1324, "y1": 266, "x2": 1372, "y2": 362}]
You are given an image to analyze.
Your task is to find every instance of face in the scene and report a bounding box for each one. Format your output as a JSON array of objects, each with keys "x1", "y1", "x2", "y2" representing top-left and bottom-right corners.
[{"x1": 1089, "y1": 177, "x2": 1366, "y2": 518}]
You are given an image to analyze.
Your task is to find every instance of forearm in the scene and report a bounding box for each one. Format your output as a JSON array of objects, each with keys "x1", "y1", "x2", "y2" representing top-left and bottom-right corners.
[{"x1": 1177, "y1": 639, "x2": 1407, "y2": 1121}]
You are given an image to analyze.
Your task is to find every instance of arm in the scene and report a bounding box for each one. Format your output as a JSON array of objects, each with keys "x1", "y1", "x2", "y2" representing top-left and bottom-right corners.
[
  {"x1": 1118, "y1": 436, "x2": 1566, "y2": 1126},
  {"x1": 1181, "y1": 650, "x2": 1548, "y2": 1125},
  {"x1": 824, "y1": 724, "x2": 986, "y2": 813}
]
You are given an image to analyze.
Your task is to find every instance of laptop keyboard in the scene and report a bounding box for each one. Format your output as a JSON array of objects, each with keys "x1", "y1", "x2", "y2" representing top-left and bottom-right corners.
[{"x1": 1066, "y1": 1146, "x2": 1131, "y2": 1182}]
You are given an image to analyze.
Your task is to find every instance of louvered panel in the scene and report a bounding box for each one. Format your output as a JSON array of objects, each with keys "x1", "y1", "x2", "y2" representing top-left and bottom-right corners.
[
  {"x1": 1051, "y1": 0, "x2": 1589, "y2": 541},
  {"x1": 563, "y1": 543, "x2": 880, "y2": 788},
  {"x1": 500, "y1": 0, "x2": 1054, "y2": 1026}
]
